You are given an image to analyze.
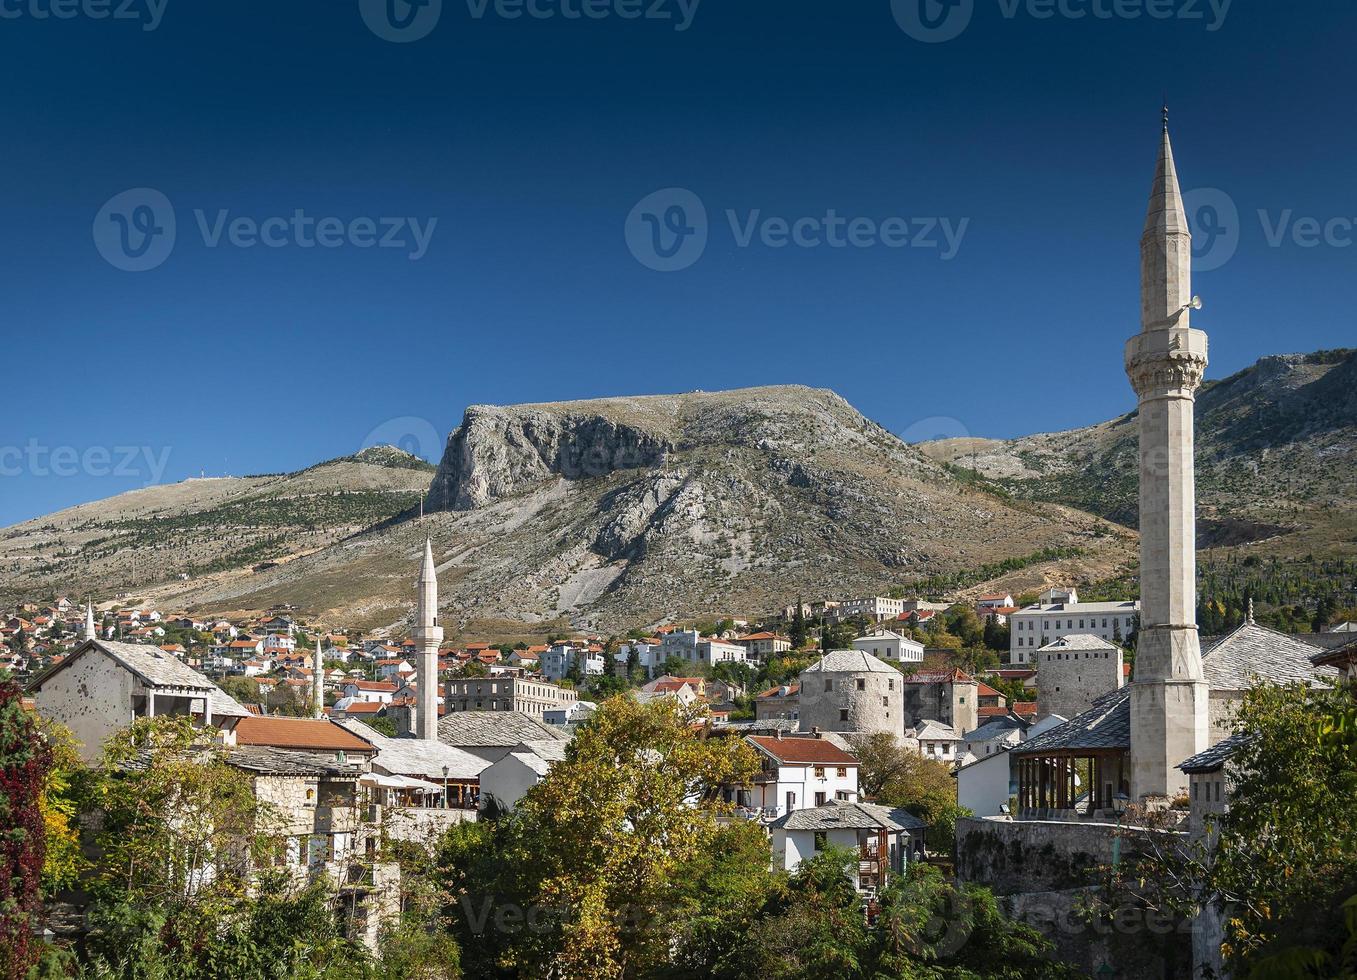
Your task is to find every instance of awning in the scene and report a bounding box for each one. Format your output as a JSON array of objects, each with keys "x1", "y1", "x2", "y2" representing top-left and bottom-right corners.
[{"x1": 359, "y1": 773, "x2": 443, "y2": 794}]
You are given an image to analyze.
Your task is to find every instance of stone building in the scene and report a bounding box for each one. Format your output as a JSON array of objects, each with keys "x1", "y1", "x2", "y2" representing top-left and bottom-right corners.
[
  {"x1": 437, "y1": 709, "x2": 569, "y2": 763},
  {"x1": 1034, "y1": 634, "x2": 1124, "y2": 722},
  {"x1": 29, "y1": 638, "x2": 251, "y2": 762},
  {"x1": 899, "y1": 667, "x2": 978, "y2": 734},
  {"x1": 796, "y1": 650, "x2": 902, "y2": 735},
  {"x1": 851, "y1": 629, "x2": 925, "y2": 665},
  {"x1": 445, "y1": 675, "x2": 578, "y2": 717},
  {"x1": 1009, "y1": 599, "x2": 1139, "y2": 664}
]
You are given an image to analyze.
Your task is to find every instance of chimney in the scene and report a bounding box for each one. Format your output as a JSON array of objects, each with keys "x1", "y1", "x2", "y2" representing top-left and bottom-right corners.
[
  {"x1": 773, "y1": 728, "x2": 783, "y2": 740},
  {"x1": 811, "y1": 726, "x2": 821, "y2": 738}
]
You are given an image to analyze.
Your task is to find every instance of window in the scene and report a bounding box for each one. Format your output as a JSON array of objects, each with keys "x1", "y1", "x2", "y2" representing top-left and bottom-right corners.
[
  {"x1": 824, "y1": 679, "x2": 833, "y2": 692},
  {"x1": 888, "y1": 678, "x2": 895, "y2": 691},
  {"x1": 814, "y1": 766, "x2": 826, "y2": 778},
  {"x1": 837, "y1": 767, "x2": 847, "y2": 778},
  {"x1": 815, "y1": 791, "x2": 827, "y2": 806},
  {"x1": 856, "y1": 678, "x2": 865, "y2": 691},
  {"x1": 839, "y1": 709, "x2": 849, "y2": 722}
]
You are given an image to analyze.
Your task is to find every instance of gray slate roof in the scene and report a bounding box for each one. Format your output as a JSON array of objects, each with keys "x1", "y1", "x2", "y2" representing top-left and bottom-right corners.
[
  {"x1": 1015, "y1": 686, "x2": 1131, "y2": 755},
  {"x1": 801, "y1": 650, "x2": 897, "y2": 674},
  {"x1": 962, "y1": 715, "x2": 1030, "y2": 743},
  {"x1": 1039, "y1": 633, "x2": 1119, "y2": 651},
  {"x1": 1177, "y1": 732, "x2": 1253, "y2": 774},
  {"x1": 337, "y1": 719, "x2": 490, "y2": 780},
  {"x1": 1201, "y1": 621, "x2": 1338, "y2": 690},
  {"x1": 771, "y1": 799, "x2": 926, "y2": 832},
  {"x1": 436, "y1": 710, "x2": 568, "y2": 748},
  {"x1": 40, "y1": 640, "x2": 250, "y2": 719},
  {"x1": 226, "y1": 745, "x2": 366, "y2": 777}
]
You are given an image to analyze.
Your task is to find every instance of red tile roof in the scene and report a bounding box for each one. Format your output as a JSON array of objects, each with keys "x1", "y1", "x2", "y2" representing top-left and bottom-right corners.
[
  {"x1": 748, "y1": 736, "x2": 858, "y2": 766},
  {"x1": 233, "y1": 716, "x2": 373, "y2": 752}
]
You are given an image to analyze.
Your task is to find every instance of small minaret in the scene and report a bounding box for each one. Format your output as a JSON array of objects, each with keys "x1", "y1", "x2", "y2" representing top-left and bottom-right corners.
[
  {"x1": 84, "y1": 600, "x2": 97, "y2": 641},
  {"x1": 413, "y1": 538, "x2": 444, "y2": 741},
  {"x1": 1126, "y1": 110, "x2": 1210, "y2": 799},
  {"x1": 312, "y1": 635, "x2": 325, "y2": 720}
]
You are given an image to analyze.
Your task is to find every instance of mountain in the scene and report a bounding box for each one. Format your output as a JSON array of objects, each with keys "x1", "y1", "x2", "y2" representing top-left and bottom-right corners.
[
  {"x1": 0, "y1": 447, "x2": 433, "y2": 613},
  {"x1": 0, "y1": 386, "x2": 1131, "y2": 636},
  {"x1": 919, "y1": 350, "x2": 1357, "y2": 559}
]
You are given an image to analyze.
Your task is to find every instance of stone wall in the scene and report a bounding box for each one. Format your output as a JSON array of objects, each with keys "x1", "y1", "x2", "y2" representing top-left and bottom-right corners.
[
  {"x1": 901, "y1": 678, "x2": 977, "y2": 733},
  {"x1": 35, "y1": 650, "x2": 134, "y2": 762},
  {"x1": 1036, "y1": 646, "x2": 1123, "y2": 722}
]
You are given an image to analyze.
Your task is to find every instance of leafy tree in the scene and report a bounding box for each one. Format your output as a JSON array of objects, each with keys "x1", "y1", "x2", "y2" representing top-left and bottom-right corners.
[
  {"x1": 0, "y1": 675, "x2": 50, "y2": 980},
  {"x1": 847, "y1": 732, "x2": 969, "y2": 853},
  {"x1": 35, "y1": 718, "x2": 85, "y2": 894},
  {"x1": 440, "y1": 696, "x2": 760, "y2": 977},
  {"x1": 626, "y1": 646, "x2": 641, "y2": 682}
]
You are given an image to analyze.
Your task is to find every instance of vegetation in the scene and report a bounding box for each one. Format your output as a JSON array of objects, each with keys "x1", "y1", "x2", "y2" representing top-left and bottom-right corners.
[{"x1": 0, "y1": 675, "x2": 50, "y2": 980}]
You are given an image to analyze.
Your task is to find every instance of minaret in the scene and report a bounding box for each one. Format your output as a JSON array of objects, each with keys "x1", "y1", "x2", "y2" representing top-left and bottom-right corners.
[
  {"x1": 311, "y1": 635, "x2": 325, "y2": 720},
  {"x1": 84, "y1": 600, "x2": 97, "y2": 641},
  {"x1": 1126, "y1": 110, "x2": 1210, "y2": 799},
  {"x1": 413, "y1": 538, "x2": 443, "y2": 741}
]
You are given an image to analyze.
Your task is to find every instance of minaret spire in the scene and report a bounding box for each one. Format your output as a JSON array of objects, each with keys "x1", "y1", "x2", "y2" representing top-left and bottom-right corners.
[
  {"x1": 1126, "y1": 115, "x2": 1210, "y2": 800},
  {"x1": 84, "y1": 599, "x2": 97, "y2": 641},
  {"x1": 312, "y1": 634, "x2": 325, "y2": 720},
  {"x1": 413, "y1": 538, "x2": 443, "y2": 741}
]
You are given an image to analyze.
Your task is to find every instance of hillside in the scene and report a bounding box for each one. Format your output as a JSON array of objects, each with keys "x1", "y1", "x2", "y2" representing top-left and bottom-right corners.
[
  {"x1": 0, "y1": 447, "x2": 434, "y2": 611},
  {"x1": 919, "y1": 350, "x2": 1357, "y2": 560},
  {"x1": 0, "y1": 387, "x2": 1133, "y2": 635}
]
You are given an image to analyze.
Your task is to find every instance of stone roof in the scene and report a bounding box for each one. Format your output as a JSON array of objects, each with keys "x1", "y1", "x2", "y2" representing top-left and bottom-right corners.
[
  {"x1": 770, "y1": 799, "x2": 926, "y2": 832},
  {"x1": 962, "y1": 716, "x2": 1029, "y2": 743},
  {"x1": 337, "y1": 719, "x2": 490, "y2": 780},
  {"x1": 1178, "y1": 732, "x2": 1253, "y2": 774},
  {"x1": 1201, "y1": 621, "x2": 1338, "y2": 690},
  {"x1": 909, "y1": 719, "x2": 961, "y2": 741},
  {"x1": 1039, "y1": 633, "x2": 1120, "y2": 651},
  {"x1": 502, "y1": 740, "x2": 570, "y2": 777},
  {"x1": 1015, "y1": 686, "x2": 1131, "y2": 755},
  {"x1": 226, "y1": 745, "x2": 367, "y2": 777},
  {"x1": 436, "y1": 710, "x2": 568, "y2": 748},
  {"x1": 801, "y1": 650, "x2": 897, "y2": 674},
  {"x1": 35, "y1": 639, "x2": 250, "y2": 719}
]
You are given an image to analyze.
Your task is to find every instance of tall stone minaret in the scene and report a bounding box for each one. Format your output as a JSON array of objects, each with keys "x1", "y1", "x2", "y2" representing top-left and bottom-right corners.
[
  {"x1": 84, "y1": 600, "x2": 97, "y2": 641},
  {"x1": 414, "y1": 538, "x2": 443, "y2": 741},
  {"x1": 312, "y1": 635, "x2": 325, "y2": 720},
  {"x1": 1126, "y1": 111, "x2": 1210, "y2": 799}
]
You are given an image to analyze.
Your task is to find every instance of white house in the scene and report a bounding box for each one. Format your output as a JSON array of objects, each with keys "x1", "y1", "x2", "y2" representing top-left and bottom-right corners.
[
  {"x1": 539, "y1": 645, "x2": 605, "y2": 682},
  {"x1": 905, "y1": 719, "x2": 962, "y2": 763},
  {"x1": 614, "y1": 641, "x2": 664, "y2": 678},
  {"x1": 738, "y1": 733, "x2": 859, "y2": 819},
  {"x1": 768, "y1": 801, "x2": 927, "y2": 891},
  {"x1": 851, "y1": 630, "x2": 924, "y2": 664},
  {"x1": 828, "y1": 597, "x2": 906, "y2": 623},
  {"x1": 478, "y1": 740, "x2": 570, "y2": 812},
  {"x1": 262, "y1": 633, "x2": 296, "y2": 656},
  {"x1": 1008, "y1": 598, "x2": 1139, "y2": 664},
  {"x1": 954, "y1": 713, "x2": 1067, "y2": 816}
]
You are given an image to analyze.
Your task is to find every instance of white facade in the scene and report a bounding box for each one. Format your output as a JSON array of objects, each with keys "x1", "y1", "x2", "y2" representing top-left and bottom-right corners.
[
  {"x1": 659, "y1": 630, "x2": 748, "y2": 667},
  {"x1": 540, "y1": 645, "x2": 606, "y2": 682},
  {"x1": 851, "y1": 630, "x2": 924, "y2": 664},
  {"x1": 1008, "y1": 600, "x2": 1139, "y2": 663},
  {"x1": 830, "y1": 597, "x2": 905, "y2": 622},
  {"x1": 955, "y1": 714, "x2": 1066, "y2": 816}
]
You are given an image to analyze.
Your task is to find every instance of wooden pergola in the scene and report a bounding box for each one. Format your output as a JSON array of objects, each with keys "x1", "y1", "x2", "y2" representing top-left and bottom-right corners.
[{"x1": 1015, "y1": 749, "x2": 1128, "y2": 819}]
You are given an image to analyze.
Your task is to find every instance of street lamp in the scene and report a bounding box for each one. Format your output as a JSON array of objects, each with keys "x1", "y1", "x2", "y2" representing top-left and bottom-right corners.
[
  {"x1": 442, "y1": 765, "x2": 450, "y2": 810},
  {"x1": 1111, "y1": 792, "x2": 1130, "y2": 869}
]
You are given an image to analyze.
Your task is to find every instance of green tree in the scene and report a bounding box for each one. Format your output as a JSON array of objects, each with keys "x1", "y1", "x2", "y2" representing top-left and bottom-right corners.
[{"x1": 790, "y1": 598, "x2": 808, "y2": 650}]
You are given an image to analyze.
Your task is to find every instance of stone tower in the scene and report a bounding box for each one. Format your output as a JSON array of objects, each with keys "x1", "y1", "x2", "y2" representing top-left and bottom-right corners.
[
  {"x1": 1126, "y1": 114, "x2": 1209, "y2": 799},
  {"x1": 414, "y1": 538, "x2": 443, "y2": 741},
  {"x1": 797, "y1": 650, "x2": 902, "y2": 736}
]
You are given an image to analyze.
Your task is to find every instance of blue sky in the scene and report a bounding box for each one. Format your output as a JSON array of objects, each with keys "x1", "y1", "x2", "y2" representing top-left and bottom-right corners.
[{"x1": 2, "y1": 0, "x2": 1355, "y2": 526}]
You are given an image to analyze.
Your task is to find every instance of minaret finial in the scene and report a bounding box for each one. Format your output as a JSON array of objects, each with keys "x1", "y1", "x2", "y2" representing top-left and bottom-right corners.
[
  {"x1": 1247, "y1": 598, "x2": 1254, "y2": 624},
  {"x1": 1162, "y1": 101, "x2": 1169, "y2": 133}
]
